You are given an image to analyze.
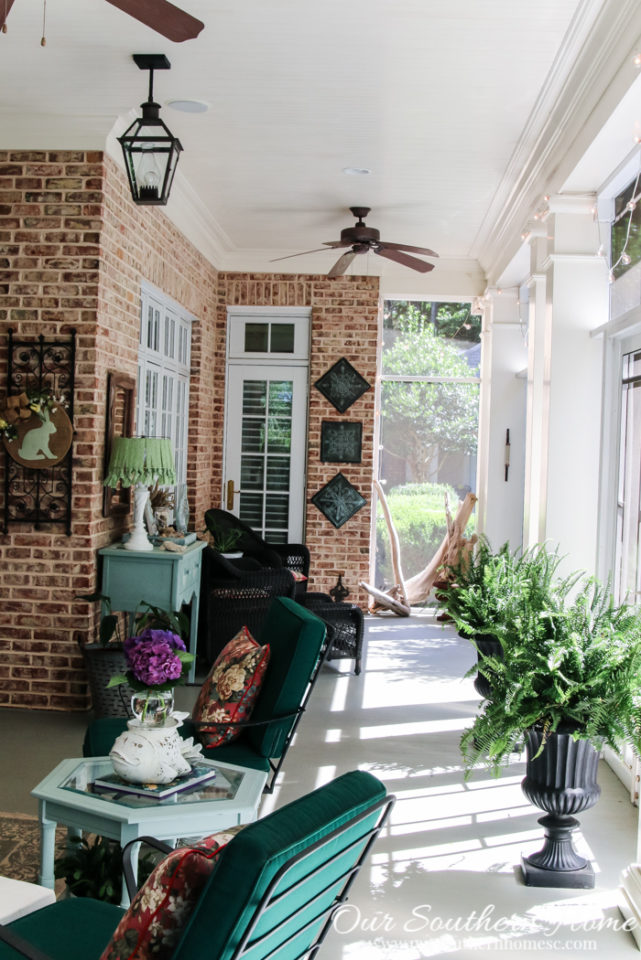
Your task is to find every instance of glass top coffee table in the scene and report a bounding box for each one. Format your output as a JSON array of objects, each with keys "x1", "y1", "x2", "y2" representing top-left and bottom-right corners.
[{"x1": 32, "y1": 756, "x2": 267, "y2": 906}]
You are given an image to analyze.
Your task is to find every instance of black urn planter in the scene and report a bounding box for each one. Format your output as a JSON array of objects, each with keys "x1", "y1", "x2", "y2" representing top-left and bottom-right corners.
[
  {"x1": 521, "y1": 727, "x2": 601, "y2": 888},
  {"x1": 471, "y1": 634, "x2": 502, "y2": 699}
]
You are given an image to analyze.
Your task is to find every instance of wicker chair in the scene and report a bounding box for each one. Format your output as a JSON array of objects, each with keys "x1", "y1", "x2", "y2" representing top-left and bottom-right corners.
[
  {"x1": 199, "y1": 546, "x2": 297, "y2": 665},
  {"x1": 302, "y1": 591, "x2": 364, "y2": 675},
  {"x1": 204, "y1": 508, "x2": 310, "y2": 595}
]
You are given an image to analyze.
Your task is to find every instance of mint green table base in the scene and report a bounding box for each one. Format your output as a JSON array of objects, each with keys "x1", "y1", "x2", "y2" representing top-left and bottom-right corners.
[
  {"x1": 98, "y1": 540, "x2": 206, "y2": 684},
  {"x1": 32, "y1": 756, "x2": 267, "y2": 908}
]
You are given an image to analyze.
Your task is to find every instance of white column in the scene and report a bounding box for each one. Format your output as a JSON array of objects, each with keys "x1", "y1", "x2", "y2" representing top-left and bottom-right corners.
[
  {"x1": 477, "y1": 288, "x2": 528, "y2": 551},
  {"x1": 522, "y1": 195, "x2": 608, "y2": 576}
]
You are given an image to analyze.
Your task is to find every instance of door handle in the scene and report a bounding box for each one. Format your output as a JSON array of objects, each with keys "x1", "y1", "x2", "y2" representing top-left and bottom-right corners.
[{"x1": 226, "y1": 479, "x2": 239, "y2": 511}]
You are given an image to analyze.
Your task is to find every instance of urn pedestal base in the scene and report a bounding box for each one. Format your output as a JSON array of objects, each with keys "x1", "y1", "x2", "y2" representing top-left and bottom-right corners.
[{"x1": 521, "y1": 814, "x2": 594, "y2": 888}]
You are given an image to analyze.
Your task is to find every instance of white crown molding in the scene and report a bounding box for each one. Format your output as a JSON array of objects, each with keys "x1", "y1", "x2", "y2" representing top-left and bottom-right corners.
[{"x1": 475, "y1": 0, "x2": 641, "y2": 285}]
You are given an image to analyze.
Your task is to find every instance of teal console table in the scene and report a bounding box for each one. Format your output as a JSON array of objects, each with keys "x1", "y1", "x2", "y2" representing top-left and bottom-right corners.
[{"x1": 99, "y1": 540, "x2": 206, "y2": 683}]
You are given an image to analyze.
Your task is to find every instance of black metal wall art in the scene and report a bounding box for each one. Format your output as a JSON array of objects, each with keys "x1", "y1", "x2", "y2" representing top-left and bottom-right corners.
[
  {"x1": 314, "y1": 358, "x2": 370, "y2": 413},
  {"x1": 311, "y1": 472, "x2": 366, "y2": 528},
  {"x1": 3, "y1": 329, "x2": 75, "y2": 534},
  {"x1": 320, "y1": 421, "x2": 362, "y2": 463}
]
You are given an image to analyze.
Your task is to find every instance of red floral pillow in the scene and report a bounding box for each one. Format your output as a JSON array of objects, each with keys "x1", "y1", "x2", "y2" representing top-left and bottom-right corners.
[
  {"x1": 99, "y1": 826, "x2": 243, "y2": 960},
  {"x1": 192, "y1": 626, "x2": 270, "y2": 748}
]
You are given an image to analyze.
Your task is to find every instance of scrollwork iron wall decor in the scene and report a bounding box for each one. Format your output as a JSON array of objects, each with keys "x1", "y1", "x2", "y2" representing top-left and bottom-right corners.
[{"x1": 3, "y1": 329, "x2": 76, "y2": 534}]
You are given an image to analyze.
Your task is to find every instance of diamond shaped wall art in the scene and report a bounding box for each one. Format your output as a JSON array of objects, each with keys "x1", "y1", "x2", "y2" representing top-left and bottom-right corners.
[
  {"x1": 311, "y1": 472, "x2": 366, "y2": 528},
  {"x1": 314, "y1": 358, "x2": 371, "y2": 413},
  {"x1": 320, "y1": 421, "x2": 362, "y2": 463}
]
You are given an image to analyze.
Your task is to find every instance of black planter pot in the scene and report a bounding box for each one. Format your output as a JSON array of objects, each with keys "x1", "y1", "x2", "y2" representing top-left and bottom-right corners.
[
  {"x1": 82, "y1": 644, "x2": 134, "y2": 718},
  {"x1": 521, "y1": 727, "x2": 601, "y2": 888},
  {"x1": 470, "y1": 634, "x2": 502, "y2": 699}
]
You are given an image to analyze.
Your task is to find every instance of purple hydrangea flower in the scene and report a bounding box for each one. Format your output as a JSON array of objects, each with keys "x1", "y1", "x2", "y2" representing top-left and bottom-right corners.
[{"x1": 124, "y1": 629, "x2": 185, "y2": 687}]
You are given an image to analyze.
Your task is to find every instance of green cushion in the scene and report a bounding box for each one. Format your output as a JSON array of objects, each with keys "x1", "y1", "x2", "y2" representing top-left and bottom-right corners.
[
  {"x1": 174, "y1": 770, "x2": 386, "y2": 960},
  {"x1": 0, "y1": 897, "x2": 123, "y2": 960},
  {"x1": 247, "y1": 598, "x2": 326, "y2": 757}
]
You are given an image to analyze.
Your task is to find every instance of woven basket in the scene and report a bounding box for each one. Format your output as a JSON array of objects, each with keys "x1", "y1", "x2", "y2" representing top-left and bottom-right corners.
[{"x1": 82, "y1": 645, "x2": 135, "y2": 718}]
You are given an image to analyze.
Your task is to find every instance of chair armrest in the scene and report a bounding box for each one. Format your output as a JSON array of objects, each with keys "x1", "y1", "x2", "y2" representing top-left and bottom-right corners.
[
  {"x1": 0, "y1": 926, "x2": 54, "y2": 960},
  {"x1": 192, "y1": 708, "x2": 302, "y2": 732},
  {"x1": 121, "y1": 836, "x2": 173, "y2": 900}
]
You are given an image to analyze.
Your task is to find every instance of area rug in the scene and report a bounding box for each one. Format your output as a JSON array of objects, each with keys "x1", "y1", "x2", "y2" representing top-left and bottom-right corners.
[{"x1": 0, "y1": 812, "x2": 66, "y2": 885}]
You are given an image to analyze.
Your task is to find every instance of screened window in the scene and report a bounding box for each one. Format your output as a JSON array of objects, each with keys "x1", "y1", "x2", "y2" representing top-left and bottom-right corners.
[
  {"x1": 611, "y1": 176, "x2": 641, "y2": 280},
  {"x1": 375, "y1": 301, "x2": 481, "y2": 592}
]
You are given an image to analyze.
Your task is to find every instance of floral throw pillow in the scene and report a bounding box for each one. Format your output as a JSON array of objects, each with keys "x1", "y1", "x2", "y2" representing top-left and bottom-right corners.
[
  {"x1": 99, "y1": 826, "x2": 243, "y2": 960},
  {"x1": 192, "y1": 626, "x2": 270, "y2": 748}
]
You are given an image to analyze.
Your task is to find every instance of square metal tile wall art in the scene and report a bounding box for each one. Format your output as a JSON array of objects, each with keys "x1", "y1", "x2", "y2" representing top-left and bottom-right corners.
[
  {"x1": 314, "y1": 357, "x2": 371, "y2": 413},
  {"x1": 320, "y1": 421, "x2": 362, "y2": 463},
  {"x1": 311, "y1": 472, "x2": 366, "y2": 528}
]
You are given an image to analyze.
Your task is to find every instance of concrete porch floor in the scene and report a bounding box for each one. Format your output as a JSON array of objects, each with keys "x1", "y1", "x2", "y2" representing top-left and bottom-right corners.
[{"x1": 0, "y1": 610, "x2": 639, "y2": 958}]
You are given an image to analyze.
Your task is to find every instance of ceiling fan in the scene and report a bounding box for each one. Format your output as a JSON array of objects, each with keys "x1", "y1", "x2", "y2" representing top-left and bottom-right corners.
[
  {"x1": 272, "y1": 207, "x2": 439, "y2": 278},
  {"x1": 0, "y1": 0, "x2": 204, "y2": 42}
]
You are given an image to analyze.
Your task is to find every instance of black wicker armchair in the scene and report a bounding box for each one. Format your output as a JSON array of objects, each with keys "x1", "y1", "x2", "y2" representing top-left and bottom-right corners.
[
  {"x1": 204, "y1": 508, "x2": 310, "y2": 595},
  {"x1": 198, "y1": 546, "x2": 297, "y2": 665}
]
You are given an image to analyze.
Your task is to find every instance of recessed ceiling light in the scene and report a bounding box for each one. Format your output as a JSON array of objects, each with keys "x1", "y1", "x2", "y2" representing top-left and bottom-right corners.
[
  {"x1": 167, "y1": 99, "x2": 209, "y2": 114},
  {"x1": 342, "y1": 166, "x2": 372, "y2": 175}
]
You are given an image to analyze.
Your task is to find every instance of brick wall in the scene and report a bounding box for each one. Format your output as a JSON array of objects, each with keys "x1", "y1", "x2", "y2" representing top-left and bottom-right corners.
[
  {"x1": 0, "y1": 150, "x2": 218, "y2": 710},
  {"x1": 0, "y1": 149, "x2": 380, "y2": 711},
  {"x1": 218, "y1": 274, "x2": 380, "y2": 603}
]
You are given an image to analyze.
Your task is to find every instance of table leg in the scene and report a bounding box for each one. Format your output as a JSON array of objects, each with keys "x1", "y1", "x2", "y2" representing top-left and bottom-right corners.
[
  {"x1": 187, "y1": 590, "x2": 199, "y2": 684},
  {"x1": 38, "y1": 802, "x2": 56, "y2": 889}
]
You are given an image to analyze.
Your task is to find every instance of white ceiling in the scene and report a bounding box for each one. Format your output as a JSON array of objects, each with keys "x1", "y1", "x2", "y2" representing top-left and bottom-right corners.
[{"x1": 2, "y1": 0, "x2": 641, "y2": 294}]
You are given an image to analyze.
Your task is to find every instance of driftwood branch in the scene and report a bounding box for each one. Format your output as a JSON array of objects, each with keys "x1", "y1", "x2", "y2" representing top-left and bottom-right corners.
[{"x1": 360, "y1": 489, "x2": 478, "y2": 615}]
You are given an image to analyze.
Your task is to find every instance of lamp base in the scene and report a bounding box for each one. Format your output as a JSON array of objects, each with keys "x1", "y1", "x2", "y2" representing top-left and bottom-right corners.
[{"x1": 123, "y1": 483, "x2": 154, "y2": 552}]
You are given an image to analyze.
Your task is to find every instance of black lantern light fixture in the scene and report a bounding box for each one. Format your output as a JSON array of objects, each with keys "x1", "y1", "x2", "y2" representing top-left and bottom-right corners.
[{"x1": 119, "y1": 54, "x2": 183, "y2": 206}]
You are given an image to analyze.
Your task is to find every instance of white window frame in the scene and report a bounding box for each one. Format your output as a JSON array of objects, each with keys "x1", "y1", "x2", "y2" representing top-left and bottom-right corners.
[{"x1": 138, "y1": 281, "x2": 194, "y2": 492}]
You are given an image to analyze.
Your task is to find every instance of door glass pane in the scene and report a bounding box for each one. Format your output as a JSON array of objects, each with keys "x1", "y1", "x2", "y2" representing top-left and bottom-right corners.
[
  {"x1": 245, "y1": 324, "x2": 269, "y2": 352},
  {"x1": 239, "y1": 492, "x2": 263, "y2": 529},
  {"x1": 265, "y1": 494, "x2": 289, "y2": 531},
  {"x1": 266, "y1": 456, "x2": 290, "y2": 490},
  {"x1": 241, "y1": 419, "x2": 265, "y2": 453},
  {"x1": 267, "y1": 418, "x2": 291, "y2": 453},
  {"x1": 243, "y1": 381, "x2": 267, "y2": 414},
  {"x1": 270, "y1": 324, "x2": 295, "y2": 353},
  {"x1": 268, "y1": 381, "x2": 293, "y2": 413},
  {"x1": 241, "y1": 456, "x2": 265, "y2": 489}
]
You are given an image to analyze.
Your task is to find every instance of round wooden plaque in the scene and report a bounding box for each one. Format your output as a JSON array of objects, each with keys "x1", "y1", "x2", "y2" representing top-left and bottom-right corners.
[{"x1": 3, "y1": 406, "x2": 73, "y2": 468}]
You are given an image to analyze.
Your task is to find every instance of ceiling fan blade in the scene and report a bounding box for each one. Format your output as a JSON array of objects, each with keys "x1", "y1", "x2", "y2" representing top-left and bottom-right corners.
[
  {"x1": 380, "y1": 241, "x2": 439, "y2": 258},
  {"x1": 328, "y1": 251, "x2": 357, "y2": 278},
  {"x1": 375, "y1": 247, "x2": 435, "y2": 273},
  {"x1": 270, "y1": 248, "x2": 332, "y2": 263},
  {"x1": 105, "y1": 0, "x2": 204, "y2": 41},
  {"x1": 323, "y1": 241, "x2": 352, "y2": 248},
  {"x1": 0, "y1": 0, "x2": 17, "y2": 31}
]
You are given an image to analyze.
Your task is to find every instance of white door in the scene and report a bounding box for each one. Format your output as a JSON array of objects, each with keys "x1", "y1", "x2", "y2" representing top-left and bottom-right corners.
[{"x1": 224, "y1": 364, "x2": 308, "y2": 542}]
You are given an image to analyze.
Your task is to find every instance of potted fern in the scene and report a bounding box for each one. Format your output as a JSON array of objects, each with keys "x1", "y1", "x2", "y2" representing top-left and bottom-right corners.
[
  {"x1": 440, "y1": 539, "x2": 566, "y2": 698},
  {"x1": 460, "y1": 567, "x2": 641, "y2": 888}
]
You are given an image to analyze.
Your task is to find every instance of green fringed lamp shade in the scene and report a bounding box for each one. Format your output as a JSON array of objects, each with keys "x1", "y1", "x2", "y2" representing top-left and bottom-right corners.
[
  {"x1": 104, "y1": 437, "x2": 176, "y2": 488},
  {"x1": 104, "y1": 437, "x2": 177, "y2": 552}
]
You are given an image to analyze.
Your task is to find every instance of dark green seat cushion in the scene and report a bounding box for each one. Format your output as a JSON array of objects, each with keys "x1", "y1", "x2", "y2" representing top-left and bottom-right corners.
[
  {"x1": 174, "y1": 770, "x2": 386, "y2": 960},
  {"x1": 0, "y1": 897, "x2": 123, "y2": 960},
  {"x1": 247, "y1": 597, "x2": 326, "y2": 757},
  {"x1": 83, "y1": 598, "x2": 326, "y2": 767}
]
